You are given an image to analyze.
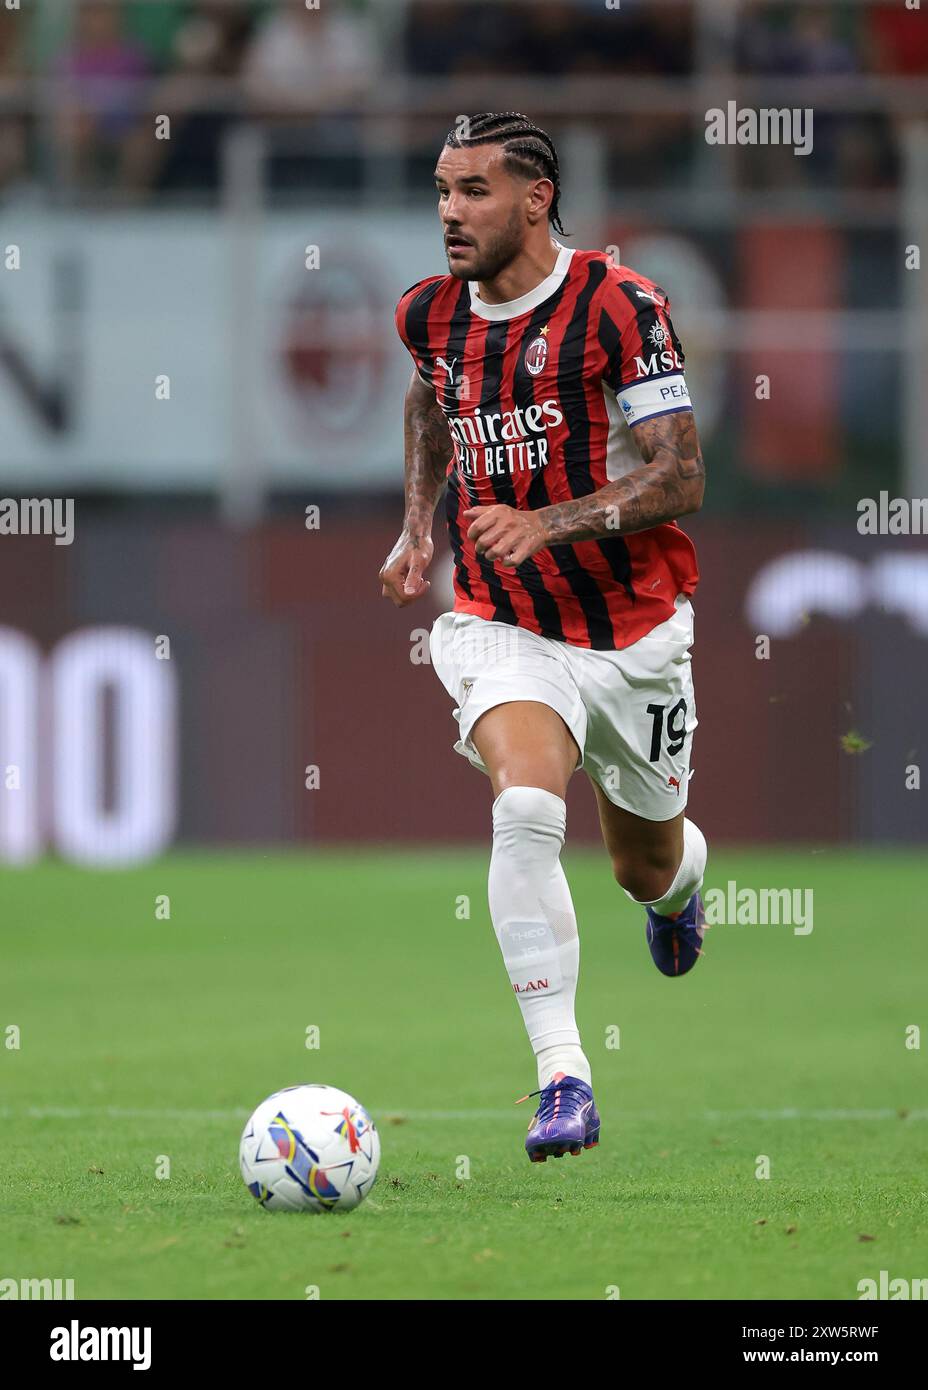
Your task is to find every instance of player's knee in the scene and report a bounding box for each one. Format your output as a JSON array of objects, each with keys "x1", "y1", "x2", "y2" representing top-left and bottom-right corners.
[
  {"x1": 492, "y1": 785, "x2": 567, "y2": 855},
  {"x1": 610, "y1": 848, "x2": 679, "y2": 903}
]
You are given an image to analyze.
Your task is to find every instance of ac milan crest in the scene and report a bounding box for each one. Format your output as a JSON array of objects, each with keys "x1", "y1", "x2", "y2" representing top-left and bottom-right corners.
[{"x1": 524, "y1": 335, "x2": 548, "y2": 376}]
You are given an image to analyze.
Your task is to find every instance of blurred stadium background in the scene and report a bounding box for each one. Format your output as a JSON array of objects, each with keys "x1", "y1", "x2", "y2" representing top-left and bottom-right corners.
[{"x1": 1, "y1": 0, "x2": 927, "y2": 866}]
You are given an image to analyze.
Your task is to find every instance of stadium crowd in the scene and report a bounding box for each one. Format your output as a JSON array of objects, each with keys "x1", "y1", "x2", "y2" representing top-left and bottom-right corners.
[{"x1": 0, "y1": 0, "x2": 923, "y2": 200}]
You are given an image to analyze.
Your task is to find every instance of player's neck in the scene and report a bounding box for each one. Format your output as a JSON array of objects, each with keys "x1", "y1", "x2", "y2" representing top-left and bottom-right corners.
[{"x1": 475, "y1": 237, "x2": 561, "y2": 306}]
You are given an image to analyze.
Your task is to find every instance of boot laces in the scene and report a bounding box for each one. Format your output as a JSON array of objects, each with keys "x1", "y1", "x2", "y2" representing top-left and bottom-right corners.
[{"x1": 515, "y1": 1077, "x2": 585, "y2": 1123}]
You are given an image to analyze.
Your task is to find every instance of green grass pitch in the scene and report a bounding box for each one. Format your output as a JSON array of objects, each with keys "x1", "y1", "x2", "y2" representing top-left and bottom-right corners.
[{"x1": 1, "y1": 847, "x2": 925, "y2": 1301}]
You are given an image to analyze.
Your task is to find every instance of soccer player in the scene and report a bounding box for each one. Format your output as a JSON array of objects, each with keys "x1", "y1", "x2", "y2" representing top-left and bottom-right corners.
[{"x1": 380, "y1": 113, "x2": 707, "y2": 1162}]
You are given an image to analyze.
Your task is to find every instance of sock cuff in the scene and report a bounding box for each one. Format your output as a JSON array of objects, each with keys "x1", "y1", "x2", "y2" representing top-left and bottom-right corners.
[{"x1": 492, "y1": 785, "x2": 567, "y2": 833}]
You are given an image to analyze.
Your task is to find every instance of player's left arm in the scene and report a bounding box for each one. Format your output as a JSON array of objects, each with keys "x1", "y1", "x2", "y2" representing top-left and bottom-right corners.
[
  {"x1": 539, "y1": 408, "x2": 704, "y2": 545},
  {"x1": 465, "y1": 409, "x2": 704, "y2": 566}
]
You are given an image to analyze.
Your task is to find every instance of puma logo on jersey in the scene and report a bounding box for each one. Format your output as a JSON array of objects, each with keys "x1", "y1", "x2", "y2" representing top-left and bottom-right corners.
[{"x1": 435, "y1": 355, "x2": 458, "y2": 383}]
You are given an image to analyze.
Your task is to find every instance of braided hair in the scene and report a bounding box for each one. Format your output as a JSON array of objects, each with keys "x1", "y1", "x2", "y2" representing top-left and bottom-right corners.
[{"x1": 444, "y1": 113, "x2": 568, "y2": 238}]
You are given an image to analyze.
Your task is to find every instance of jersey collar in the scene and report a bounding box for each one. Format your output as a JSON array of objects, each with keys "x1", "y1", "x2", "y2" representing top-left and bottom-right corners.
[{"x1": 468, "y1": 241, "x2": 574, "y2": 322}]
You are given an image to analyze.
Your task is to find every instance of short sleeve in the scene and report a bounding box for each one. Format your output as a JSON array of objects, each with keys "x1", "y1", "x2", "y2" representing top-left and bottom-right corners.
[
  {"x1": 395, "y1": 277, "x2": 444, "y2": 391},
  {"x1": 598, "y1": 274, "x2": 693, "y2": 429}
]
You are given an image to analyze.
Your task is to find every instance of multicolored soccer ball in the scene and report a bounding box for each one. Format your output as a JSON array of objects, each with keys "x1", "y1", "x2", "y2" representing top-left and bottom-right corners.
[{"x1": 239, "y1": 1084, "x2": 380, "y2": 1213}]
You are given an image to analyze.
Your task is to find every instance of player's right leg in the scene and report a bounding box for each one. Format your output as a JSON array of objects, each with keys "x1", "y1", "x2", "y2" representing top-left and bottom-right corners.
[
  {"x1": 469, "y1": 702, "x2": 600, "y2": 1163},
  {"x1": 429, "y1": 613, "x2": 600, "y2": 1161}
]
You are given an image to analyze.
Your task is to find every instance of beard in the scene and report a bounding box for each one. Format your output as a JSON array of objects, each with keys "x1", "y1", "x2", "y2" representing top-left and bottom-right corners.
[{"x1": 448, "y1": 206, "x2": 525, "y2": 282}]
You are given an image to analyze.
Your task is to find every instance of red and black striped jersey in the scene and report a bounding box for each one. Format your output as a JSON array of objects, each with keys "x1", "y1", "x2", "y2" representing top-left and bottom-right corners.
[{"x1": 395, "y1": 243, "x2": 699, "y2": 650}]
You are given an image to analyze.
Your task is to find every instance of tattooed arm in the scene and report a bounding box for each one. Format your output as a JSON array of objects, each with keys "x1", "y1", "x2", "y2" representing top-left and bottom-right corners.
[
  {"x1": 380, "y1": 369, "x2": 451, "y2": 606},
  {"x1": 464, "y1": 410, "x2": 704, "y2": 566},
  {"x1": 540, "y1": 409, "x2": 704, "y2": 544}
]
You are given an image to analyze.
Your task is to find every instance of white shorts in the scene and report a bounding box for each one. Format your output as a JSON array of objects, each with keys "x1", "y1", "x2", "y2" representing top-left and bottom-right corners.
[{"x1": 429, "y1": 597, "x2": 697, "y2": 822}]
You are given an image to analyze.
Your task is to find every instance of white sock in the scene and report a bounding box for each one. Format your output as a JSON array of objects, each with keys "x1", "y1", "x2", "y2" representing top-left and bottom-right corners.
[
  {"x1": 623, "y1": 817, "x2": 707, "y2": 917},
  {"x1": 488, "y1": 786, "x2": 591, "y2": 1090}
]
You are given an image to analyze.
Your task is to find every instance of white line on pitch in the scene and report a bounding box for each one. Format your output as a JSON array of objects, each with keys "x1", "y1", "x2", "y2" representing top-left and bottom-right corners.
[
  {"x1": 701, "y1": 1108, "x2": 927, "y2": 1122},
  {"x1": 0, "y1": 1105, "x2": 924, "y2": 1123}
]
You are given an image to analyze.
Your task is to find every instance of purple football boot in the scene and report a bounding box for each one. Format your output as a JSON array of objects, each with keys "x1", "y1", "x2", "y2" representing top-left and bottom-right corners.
[
  {"x1": 645, "y1": 891, "x2": 706, "y2": 977},
  {"x1": 518, "y1": 1072, "x2": 601, "y2": 1163}
]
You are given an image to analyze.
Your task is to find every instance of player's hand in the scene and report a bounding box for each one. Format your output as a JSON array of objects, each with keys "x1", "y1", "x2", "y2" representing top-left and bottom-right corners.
[
  {"x1": 379, "y1": 531, "x2": 434, "y2": 606},
  {"x1": 462, "y1": 505, "x2": 547, "y2": 567}
]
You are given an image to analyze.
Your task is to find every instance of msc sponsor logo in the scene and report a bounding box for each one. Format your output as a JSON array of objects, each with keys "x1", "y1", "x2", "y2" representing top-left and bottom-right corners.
[{"x1": 634, "y1": 349, "x2": 685, "y2": 378}]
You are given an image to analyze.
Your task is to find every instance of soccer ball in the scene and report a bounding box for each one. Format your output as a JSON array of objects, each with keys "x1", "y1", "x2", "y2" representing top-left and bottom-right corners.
[{"x1": 239, "y1": 1083, "x2": 380, "y2": 1213}]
